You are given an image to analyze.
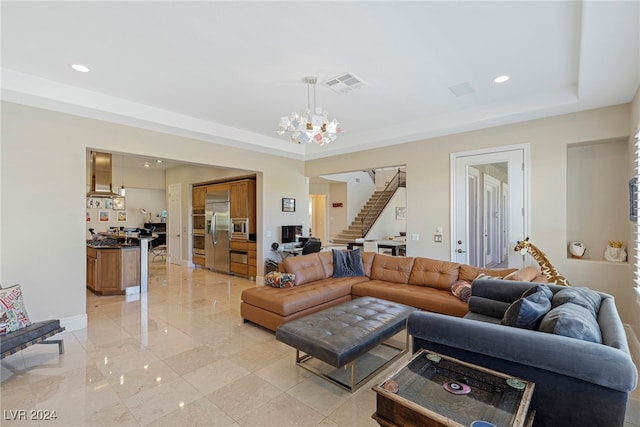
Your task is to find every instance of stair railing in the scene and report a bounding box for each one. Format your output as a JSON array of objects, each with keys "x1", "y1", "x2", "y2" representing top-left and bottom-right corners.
[{"x1": 360, "y1": 169, "x2": 406, "y2": 237}]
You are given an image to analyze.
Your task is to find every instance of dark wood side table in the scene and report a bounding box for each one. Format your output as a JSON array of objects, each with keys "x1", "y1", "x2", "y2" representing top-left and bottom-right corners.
[{"x1": 372, "y1": 349, "x2": 535, "y2": 427}]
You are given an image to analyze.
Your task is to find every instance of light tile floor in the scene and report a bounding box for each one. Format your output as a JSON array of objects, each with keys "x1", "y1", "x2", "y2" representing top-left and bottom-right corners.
[{"x1": 1, "y1": 261, "x2": 638, "y2": 426}]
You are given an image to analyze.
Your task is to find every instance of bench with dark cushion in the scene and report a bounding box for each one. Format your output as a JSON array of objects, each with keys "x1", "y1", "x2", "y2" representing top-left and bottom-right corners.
[
  {"x1": 1, "y1": 320, "x2": 65, "y2": 359},
  {"x1": 275, "y1": 296, "x2": 417, "y2": 391}
]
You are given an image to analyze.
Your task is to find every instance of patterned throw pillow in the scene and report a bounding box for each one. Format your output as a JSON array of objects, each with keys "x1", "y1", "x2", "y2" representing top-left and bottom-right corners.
[
  {"x1": 451, "y1": 280, "x2": 472, "y2": 302},
  {"x1": 264, "y1": 272, "x2": 296, "y2": 288},
  {"x1": 0, "y1": 284, "x2": 32, "y2": 335}
]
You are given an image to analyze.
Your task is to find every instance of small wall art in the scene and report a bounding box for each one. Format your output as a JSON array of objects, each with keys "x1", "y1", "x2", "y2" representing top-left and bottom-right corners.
[
  {"x1": 117, "y1": 211, "x2": 127, "y2": 222},
  {"x1": 104, "y1": 198, "x2": 113, "y2": 209},
  {"x1": 99, "y1": 211, "x2": 110, "y2": 222},
  {"x1": 282, "y1": 198, "x2": 296, "y2": 212},
  {"x1": 113, "y1": 197, "x2": 126, "y2": 210},
  {"x1": 395, "y1": 206, "x2": 406, "y2": 220}
]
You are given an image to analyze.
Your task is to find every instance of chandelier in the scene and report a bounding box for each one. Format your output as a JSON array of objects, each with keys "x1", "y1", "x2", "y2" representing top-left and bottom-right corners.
[{"x1": 277, "y1": 76, "x2": 342, "y2": 145}]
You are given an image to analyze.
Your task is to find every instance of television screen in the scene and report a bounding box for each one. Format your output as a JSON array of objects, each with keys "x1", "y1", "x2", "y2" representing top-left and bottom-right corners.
[{"x1": 281, "y1": 225, "x2": 303, "y2": 244}]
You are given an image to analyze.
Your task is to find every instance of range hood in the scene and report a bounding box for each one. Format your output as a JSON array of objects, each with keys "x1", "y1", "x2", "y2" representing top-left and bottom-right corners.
[{"x1": 87, "y1": 151, "x2": 120, "y2": 198}]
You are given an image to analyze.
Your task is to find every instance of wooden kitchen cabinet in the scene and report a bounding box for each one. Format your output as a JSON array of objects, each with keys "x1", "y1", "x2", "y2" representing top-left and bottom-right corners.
[
  {"x1": 87, "y1": 246, "x2": 140, "y2": 295},
  {"x1": 230, "y1": 179, "x2": 256, "y2": 233},
  {"x1": 248, "y1": 242, "x2": 257, "y2": 278},
  {"x1": 207, "y1": 182, "x2": 229, "y2": 194},
  {"x1": 192, "y1": 186, "x2": 206, "y2": 209}
]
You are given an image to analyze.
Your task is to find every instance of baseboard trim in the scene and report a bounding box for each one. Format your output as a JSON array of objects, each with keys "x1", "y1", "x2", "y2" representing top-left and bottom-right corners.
[
  {"x1": 61, "y1": 313, "x2": 87, "y2": 332},
  {"x1": 624, "y1": 323, "x2": 640, "y2": 367}
]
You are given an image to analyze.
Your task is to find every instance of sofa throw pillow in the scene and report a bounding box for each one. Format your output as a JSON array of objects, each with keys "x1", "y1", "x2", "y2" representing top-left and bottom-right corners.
[
  {"x1": 451, "y1": 280, "x2": 472, "y2": 302},
  {"x1": 500, "y1": 284, "x2": 553, "y2": 330},
  {"x1": 551, "y1": 287, "x2": 602, "y2": 318},
  {"x1": 504, "y1": 267, "x2": 538, "y2": 282},
  {"x1": 0, "y1": 284, "x2": 32, "y2": 336},
  {"x1": 332, "y1": 249, "x2": 365, "y2": 278},
  {"x1": 475, "y1": 273, "x2": 504, "y2": 280},
  {"x1": 264, "y1": 272, "x2": 296, "y2": 288},
  {"x1": 538, "y1": 302, "x2": 602, "y2": 343}
]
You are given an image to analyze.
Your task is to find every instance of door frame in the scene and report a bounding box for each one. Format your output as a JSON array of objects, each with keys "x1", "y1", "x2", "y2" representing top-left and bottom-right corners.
[{"x1": 450, "y1": 143, "x2": 530, "y2": 267}]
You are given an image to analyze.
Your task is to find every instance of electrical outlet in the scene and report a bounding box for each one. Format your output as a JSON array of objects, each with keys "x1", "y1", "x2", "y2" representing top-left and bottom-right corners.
[{"x1": 434, "y1": 235, "x2": 442, "y2": 243}]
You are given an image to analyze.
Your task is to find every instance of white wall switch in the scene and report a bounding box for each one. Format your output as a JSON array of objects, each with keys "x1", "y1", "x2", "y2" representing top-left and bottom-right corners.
[
  {"x1": 412, "y1": 233, "x2": 420, "y2": 241},
  {"x1": 434, "y1": 235, "x2": 442, "y2": 243}
]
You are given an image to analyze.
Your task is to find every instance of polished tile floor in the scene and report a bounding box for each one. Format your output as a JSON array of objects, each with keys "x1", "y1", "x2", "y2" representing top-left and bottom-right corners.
[{"x1": 1, "y1": 260, "x2": 639, "y2": 426}]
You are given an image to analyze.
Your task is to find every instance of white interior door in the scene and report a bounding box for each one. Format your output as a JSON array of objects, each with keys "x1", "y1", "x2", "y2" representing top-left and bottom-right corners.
[
  {"x1": 168, "y1": 183, "x2": 182, "y2": 264},
  {"x1": 452, "y1": 145, "x2": 528, "y2": 268},
  {"x1": 483, "y1": 174, "x2": 501, "y2": 267}
]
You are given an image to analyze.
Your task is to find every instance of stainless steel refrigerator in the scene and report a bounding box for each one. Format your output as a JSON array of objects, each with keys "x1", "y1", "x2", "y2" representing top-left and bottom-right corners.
[{"x1": 205, "y1": 190, "x2": 230, "y2": 273}]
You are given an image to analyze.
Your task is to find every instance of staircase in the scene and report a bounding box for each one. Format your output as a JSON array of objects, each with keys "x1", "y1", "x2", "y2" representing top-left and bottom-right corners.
[
  {"x1": 331, "y1": 169, "x2": 406, "y2": 245},
  {"x1": 331, "y1": 190, "x2": 394, "y2": 245}
]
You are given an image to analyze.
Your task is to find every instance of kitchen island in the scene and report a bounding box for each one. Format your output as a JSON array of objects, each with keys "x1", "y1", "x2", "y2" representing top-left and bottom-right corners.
[{"x1": 86, "y1": 244, "x2": 141, "y2": 295}]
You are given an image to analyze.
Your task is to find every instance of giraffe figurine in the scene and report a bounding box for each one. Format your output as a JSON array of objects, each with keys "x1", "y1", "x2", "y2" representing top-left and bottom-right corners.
[{"x1": 514, "y1": 237, "x2": 571, "y2": 286}]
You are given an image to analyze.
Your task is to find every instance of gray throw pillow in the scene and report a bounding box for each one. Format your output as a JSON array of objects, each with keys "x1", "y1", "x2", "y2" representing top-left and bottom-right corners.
[
  {"x1": 539, "y1": 302, "x2": 602, "y2": 343},
  {"x1": 551, "y1": 287, "x2": 602, "y2": 318},
  {"x1": 501, "y1": 284, "x2": 553, "y2": 329},
  {"x1": 332, "y1": 249, "x2": 365, "y2": 278}
]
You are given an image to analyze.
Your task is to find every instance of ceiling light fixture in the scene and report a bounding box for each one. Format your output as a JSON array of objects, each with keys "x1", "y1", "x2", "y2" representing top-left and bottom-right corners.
[
  {"x1": 277, "y1": 76, "x2": 342, "y2": 146},
  {"x1": 71, "y1": 64, "x2": 90, "y2": 73},
  {"x1": 144, "y1": 162, "x2": 150, "y2": 168},
  {"x1": 494, "y1": 75, "x2": 510, "y2": 83}
]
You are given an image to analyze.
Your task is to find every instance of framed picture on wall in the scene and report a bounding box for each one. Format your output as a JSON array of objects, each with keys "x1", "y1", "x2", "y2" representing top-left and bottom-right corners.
[
  {"x1": 395, "y1": 207, "x2": 406, "y2": 220},
  {"x1": 117, "y1": 211, "x2": 127, "y2": 222},
  {"x1": 282, "y1": 198, "x2": 296, "y2": 212},
  {"x1": 113, "y1": 197, "x2": 126, "y2": 210},
  {"x1": 104, "y1": 198, "x2": 113, "y2": 209},
  {"x1": 99, "y1": 211, "x2": 110, "y2": 222}
]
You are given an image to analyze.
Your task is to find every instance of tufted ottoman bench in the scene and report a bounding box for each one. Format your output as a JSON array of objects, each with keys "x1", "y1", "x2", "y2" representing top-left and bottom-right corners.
[{"x1": 275, "y1": 296, "x2": 417, "y2": 392}]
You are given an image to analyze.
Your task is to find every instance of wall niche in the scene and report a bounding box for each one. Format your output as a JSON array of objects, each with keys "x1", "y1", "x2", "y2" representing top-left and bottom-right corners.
[{"x1": 567, "y1": 138, "x2": 629, "y2": 261}]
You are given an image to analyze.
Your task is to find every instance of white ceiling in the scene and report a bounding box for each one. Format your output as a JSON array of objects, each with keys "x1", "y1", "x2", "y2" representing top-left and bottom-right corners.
[{"x1": 2, "y1": 1, "x2": 639, "y2": 161}]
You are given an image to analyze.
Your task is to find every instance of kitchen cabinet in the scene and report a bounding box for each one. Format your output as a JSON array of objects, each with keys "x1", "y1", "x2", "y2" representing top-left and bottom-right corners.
[
  {"x1": 87, "y1": 246, "x2": 140, "y2": 295},
  {"x1": 248, "y1": 242, "x2": 257, "y2": 278},
  {"x1": 193, "y1": 186, "x2": 206, "y2": 209},
  {"x1": 230, "y1": 179, "x2": 256, "y2": 234},
  {"x1": 207, "y1": 183, "x2": 229, "y2": 193}
]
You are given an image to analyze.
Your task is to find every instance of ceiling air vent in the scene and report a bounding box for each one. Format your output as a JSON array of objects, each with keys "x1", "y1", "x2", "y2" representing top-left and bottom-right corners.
[
  {"x1": 323, "y1": 73, "x2": 367, "y2": 94},
  {"x1": 448, "y1": 82, "x2": 475, "y2": 97}
]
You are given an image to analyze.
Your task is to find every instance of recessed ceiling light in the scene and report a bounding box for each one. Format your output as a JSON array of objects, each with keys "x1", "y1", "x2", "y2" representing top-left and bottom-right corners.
[
  {"x1": 144, "y1": 162, "x2": 150, "y2": 168},
  {"x1": 494, "y1": 75, "x2": 510, "y2": 83},
  {"x1": 71, "y1": 64, "x2": 90, "y2": 73},
  {"x1": 156, "y1": 160, "x2": 163, "y2": 163}
]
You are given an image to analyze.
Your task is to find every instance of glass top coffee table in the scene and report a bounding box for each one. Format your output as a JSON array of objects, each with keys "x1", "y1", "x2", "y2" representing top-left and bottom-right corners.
[{"x1": 372, "y1": 349, "x2": 535, "y2": 427}]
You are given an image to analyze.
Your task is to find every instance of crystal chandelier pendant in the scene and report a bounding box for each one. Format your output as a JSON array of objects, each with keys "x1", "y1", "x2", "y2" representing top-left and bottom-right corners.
[{"x1": 277, "y1": 76, "x2": 342, "y2": 145}]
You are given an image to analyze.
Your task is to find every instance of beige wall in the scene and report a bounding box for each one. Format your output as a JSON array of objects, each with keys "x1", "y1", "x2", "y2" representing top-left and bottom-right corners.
[
  {"x1": 629, "y1": 87, "x2": 640, "y2": 337},
  {"x1": 307, "y1": 104, "x2": 639, "y2": 325},
  {"x1": 3, "y1": 99, "x2": 640, "y2": 331},
  {"x1": 0, "y1": 102, "x2": 308, "y2": 330}
]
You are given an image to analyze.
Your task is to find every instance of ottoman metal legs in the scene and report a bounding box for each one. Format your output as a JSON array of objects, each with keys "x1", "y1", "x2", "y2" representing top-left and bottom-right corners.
[
  {"x1": 295, "y1": 332, "x2": 410, "y2": 392},
  {"x1": 276, "y1": 297, "x2": 417, "y2": 392}
]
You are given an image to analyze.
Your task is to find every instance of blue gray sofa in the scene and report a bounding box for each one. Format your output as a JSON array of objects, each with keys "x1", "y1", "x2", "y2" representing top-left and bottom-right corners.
[{"x1": 406, "y1": 278, "x2": 638, "y2": 427}]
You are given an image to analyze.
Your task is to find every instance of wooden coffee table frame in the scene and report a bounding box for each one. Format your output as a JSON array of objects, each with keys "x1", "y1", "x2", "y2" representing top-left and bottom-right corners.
[{"x1": 372, "y1": 349, "x2": 535, "y2": 427}]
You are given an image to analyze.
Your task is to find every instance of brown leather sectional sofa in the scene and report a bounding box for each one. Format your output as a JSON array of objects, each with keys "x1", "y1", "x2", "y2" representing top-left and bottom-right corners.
[{"x1": 240, "y1": 251, "x2": 519, "y2": 331}]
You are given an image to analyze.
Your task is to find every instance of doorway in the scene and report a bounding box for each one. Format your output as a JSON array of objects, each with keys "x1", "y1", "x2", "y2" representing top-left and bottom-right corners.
[
  {"x1": 451, "y1": 145, "x2": 529, "y2": 268},
  {"x1": 309, "y1": 194, "x2": 326, "y2": 243}
]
